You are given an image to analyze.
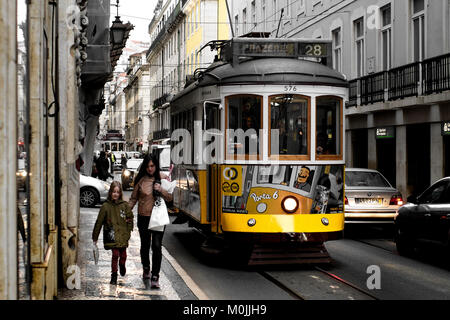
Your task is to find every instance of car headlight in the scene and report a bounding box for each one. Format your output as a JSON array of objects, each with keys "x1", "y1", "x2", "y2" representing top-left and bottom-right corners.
[
  {"x1": 281, "y1": 196, "x2": 299, "y2": 214},
  {"x1": 103, "y1": 183, "x2": 110, "y2": 191},
  {"x1": 123, "y1": 170, "x2": 131, "y2": 177},
  {"x1": 16, "y1": 170, "x2": 27, "y2": 177}
]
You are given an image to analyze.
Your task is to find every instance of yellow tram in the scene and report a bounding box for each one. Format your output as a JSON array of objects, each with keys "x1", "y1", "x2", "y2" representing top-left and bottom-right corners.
[{"x1": 169, "y1": 38, "x2": 348, "y2": 264}]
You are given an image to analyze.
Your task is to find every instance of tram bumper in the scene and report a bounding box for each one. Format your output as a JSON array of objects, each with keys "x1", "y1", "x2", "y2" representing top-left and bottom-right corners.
[{"x1": 221, "y1": 213, "x2": 344, "y2": 235}]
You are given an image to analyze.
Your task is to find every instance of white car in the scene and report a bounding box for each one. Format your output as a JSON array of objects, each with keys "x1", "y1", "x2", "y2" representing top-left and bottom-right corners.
[
  {"x1": 345, "y1": 168, "x2": 403, "y2": 224},
  {"x1": 80, "y1": 174, "x2": 110, "y2": 207}
]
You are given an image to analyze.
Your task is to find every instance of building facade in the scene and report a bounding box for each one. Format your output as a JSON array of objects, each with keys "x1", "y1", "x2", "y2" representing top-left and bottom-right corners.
[
  {"x1": 146, "y1": 0, "x2": 231, "y2": 148},
  {"x1": 229, "y1": 0, "x2": 450, "y2": 199},
  {"x1": 0, "y1": 0, "x2": 130, "y2": 300},
  {"x1": 123, "y1": 52, "x2": 151, "y2": 152}
]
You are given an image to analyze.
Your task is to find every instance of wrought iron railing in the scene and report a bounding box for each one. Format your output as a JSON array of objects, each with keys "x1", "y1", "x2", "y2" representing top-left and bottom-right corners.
[
  {"x1": 347, "y1": 53, "x2": 450, "y2": 107},
  {"x1": 388, "y1": 62, "x2": 420, "y2": 101},
  {"x1": 167, "y1": 1, "x2": 185, "y2": 34},
  {"x1": 153, "y1": 93, "x2": 170, "y2": 109},
  {"x1": 347, "y1": 79, "x2": 358, "y2": 107},
  {"x1": 360, "y1": 71, "x2": 386, "y2": 105},
  {"x1": 422, "y1": 53, "x2": 450, "y2": 95}
]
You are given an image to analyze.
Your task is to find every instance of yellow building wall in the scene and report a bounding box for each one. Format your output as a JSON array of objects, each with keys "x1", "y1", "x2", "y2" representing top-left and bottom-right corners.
[{"x1": 217, "y1": 0, "x2": 230, "y2": 40}]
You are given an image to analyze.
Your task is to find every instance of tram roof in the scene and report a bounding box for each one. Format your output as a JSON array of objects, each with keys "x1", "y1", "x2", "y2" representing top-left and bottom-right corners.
[{"x1": 172, "y1": 57, "x2": 348, "y2": 102}]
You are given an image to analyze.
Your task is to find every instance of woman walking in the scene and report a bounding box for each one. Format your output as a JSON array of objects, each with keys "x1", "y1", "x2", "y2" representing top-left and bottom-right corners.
[
  {"x1": 129, "y1": 153, "x2": 171, "y2": 288},
  {"x1": 92, "y1": 181, "x2": 133, "y2": 285}
]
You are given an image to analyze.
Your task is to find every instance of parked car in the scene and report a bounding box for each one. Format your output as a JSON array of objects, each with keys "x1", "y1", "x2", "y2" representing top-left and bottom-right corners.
[
  {"x1": 126, "y1": 151, "x2": 142, "y2": 159},
  {"x1": 395, "y1": 177, "x2": 450, "y2": 256},
  {"x1": 121, "y1": 158, "x2": 143, "y2": 190},
  {"x1": 80, "y1": 174, "x2": 110, "y2": 207},
  {"x1": 344, "y1": 168, "x2": 404, "y2": 224},
  {"x1": 151, "y1": 144, "x2": 171, "y2": 176}
]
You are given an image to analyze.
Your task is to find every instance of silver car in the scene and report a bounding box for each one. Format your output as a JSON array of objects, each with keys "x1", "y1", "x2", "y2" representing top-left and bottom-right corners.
[
  {"x1": 80, "y1": 174, "x2": 110, "y2": 207},
  {"x1": 345, "y1": 168, "x2": 404, "y2": 224}
]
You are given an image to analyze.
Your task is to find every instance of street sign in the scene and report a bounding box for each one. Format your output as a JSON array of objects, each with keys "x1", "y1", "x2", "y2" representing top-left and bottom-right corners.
[
  {"x1": 442, "y1": 122, "x2": 450, "y2": 136},
  {"x1": 376, "y1": 127, "x2": 395, "y2": 139}
]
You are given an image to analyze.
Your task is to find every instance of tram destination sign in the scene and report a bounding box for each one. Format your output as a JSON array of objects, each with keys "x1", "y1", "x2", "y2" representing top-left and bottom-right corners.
[{"x1": 226, "y1": 38, "x2": 333, "y2": 67}]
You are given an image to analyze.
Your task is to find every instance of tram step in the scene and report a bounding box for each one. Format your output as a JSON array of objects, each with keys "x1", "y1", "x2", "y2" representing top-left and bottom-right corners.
[{"x1": 248, "y1": 244, "x2": 332, "y2": 265}]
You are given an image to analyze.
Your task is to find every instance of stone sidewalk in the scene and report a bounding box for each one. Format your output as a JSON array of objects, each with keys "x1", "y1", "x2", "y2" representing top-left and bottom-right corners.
[{"x1": 57, "y1": 203, "x2": 198, "y2": 300}]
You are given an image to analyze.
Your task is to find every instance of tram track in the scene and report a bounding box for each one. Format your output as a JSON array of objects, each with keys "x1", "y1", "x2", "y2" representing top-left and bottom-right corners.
[
  {"x1": 194, "y1": 228, "x2": 380, "y2": 299},
  {"x1": 314, "y1": 266, "x2": 379, "y2": 300},
  {"x1": 258, "y1": 267, "x2": 379, "y2": 300},
  {"x1": 258, "y1": 271, "x2": 306, "y2": 300}
]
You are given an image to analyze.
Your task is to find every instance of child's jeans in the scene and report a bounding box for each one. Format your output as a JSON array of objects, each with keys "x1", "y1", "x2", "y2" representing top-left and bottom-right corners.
[{"x1": 111, "y1": 248, "x2": 127, "y2": 273}]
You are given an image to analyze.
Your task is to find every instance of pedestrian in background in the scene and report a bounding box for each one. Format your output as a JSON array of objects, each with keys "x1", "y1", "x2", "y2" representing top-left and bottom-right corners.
[
  {"x1": 129, "y1": 153, "x2": 171, "y2": 289},
  {"x1": 121, "y1": 153, "x2": 127, "y2": 170},
  {"x1": 92, "y1": 181, "x2": 133, "y2": 285},
  {"x1": 110, "y1": 151, "x2": 116, "y2": 172},
  {"x1": 96, "y1": 151, "x2": 113, "y2": 181}
]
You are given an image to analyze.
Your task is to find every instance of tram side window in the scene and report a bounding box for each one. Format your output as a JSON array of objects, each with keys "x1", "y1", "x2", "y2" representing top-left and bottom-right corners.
[
  {"x1": 316, "y1": 97, "x2": 342, "y2": 157},
  {"x1": 270, "y1": 95, "x2": 309, "y2": 156},
  {"x1": 227, "y1": 95, "x2": 262, "y2": 156}
]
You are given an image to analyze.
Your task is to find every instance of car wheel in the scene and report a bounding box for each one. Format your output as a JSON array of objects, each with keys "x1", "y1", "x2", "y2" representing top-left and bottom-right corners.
[
  {"x1": 80, "y1": 187, "x2": 100, "y2": 207},
  {"x1": 395, "y1": 228, "x2": 415, "y2": 257}
]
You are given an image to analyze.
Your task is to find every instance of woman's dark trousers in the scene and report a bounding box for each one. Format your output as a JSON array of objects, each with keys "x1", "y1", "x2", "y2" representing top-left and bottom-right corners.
[{"x1": 137, "y1": 215, "x2": 164, "y2": 277}]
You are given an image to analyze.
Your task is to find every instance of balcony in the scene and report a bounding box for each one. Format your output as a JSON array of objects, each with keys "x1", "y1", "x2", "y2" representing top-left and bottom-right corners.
[
  {"x1": 166, "y1": 1, "x2": 185, "y2": 34},
  {"x1": 153, "y1": 93, "x2": 170, "y2": 109},
  {"x1": 423, "y1": 53, "x2": 450, "y2": 95},
  {"x1": 147, "y1": 1, "x2": 185, "y2": 57},
  {"x1": 347, "y1": 53, "x2": 450, "y2": 108},
  {"x1": 153, "y1": 129, "x2": 171, "y2": 141}
]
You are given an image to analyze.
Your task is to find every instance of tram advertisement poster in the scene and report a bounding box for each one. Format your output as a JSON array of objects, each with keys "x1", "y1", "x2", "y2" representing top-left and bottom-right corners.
[
  {"x1": 221, "y1": 165, "x2": 344, "y2": 215},
  {"x1": 221, "y1": 165, "x2": 243, "y2": 197}
]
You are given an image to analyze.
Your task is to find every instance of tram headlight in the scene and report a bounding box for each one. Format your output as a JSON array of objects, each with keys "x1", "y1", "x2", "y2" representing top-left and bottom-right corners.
[{"x1": 282, "y1": 196, "x2": 299, "y2": 214}]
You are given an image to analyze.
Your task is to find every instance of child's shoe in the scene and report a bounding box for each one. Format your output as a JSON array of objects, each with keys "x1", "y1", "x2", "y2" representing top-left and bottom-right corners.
[
  {"x1": 119, "y1": 263, "x2": 126, "y2": 276},
  {"x1": 110, "y1": 272, "x2": 118, "y2": 285},
  {"x1": 150, "y1": 275, "x2": 160, "y2": 289}
]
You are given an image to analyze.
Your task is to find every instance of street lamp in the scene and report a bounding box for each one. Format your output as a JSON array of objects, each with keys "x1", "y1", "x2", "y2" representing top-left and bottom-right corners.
[{"x1": 110, "y1": 0, "x2": 127, "y2": 45}]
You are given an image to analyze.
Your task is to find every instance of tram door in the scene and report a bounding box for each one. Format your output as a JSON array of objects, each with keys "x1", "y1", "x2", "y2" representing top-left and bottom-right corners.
[{"x1": 204, "y1": 103, "x2": 221, "y2": 230}]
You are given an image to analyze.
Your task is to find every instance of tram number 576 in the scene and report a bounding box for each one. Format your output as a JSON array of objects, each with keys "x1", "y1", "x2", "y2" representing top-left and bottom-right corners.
[{"x1": 284, "y1": 85, "x2": 298, "y2": 92}]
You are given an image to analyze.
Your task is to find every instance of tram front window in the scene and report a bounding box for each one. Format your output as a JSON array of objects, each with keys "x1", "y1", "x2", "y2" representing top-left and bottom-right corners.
[
  {"x1": 270, "y1": 95, "x2": 309, "y2": 157},
  {"x1": 316, "y1": 96, "x2": 342, "y2": 158},
  {"x1": 227, "y1": 95, "x2": 262, "y2": 156}
]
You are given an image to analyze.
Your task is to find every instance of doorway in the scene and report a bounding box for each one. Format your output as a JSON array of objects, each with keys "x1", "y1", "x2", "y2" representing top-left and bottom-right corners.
[
  {"x1": 407, "y1": 123, "x2": 431, "y2": 195},
  {"x1": 377, "y1": 138, "x2": 396, "y2": 187},
  {"x1": 444, "y1": 135, "x2": 450, "y2": 177},
  {"x1": 352, "y1": 129, "x2": 368, "y2": 168}
]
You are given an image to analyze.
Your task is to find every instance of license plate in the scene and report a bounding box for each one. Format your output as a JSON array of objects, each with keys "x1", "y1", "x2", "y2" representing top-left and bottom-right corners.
[{"x1": 355, "y1": 198, "x2": 382, "y2": 205}]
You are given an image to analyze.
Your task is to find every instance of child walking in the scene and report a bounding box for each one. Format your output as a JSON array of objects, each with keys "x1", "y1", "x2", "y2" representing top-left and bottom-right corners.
[{"x1": 92, "y1": 181, "x2": 133, "y2": 285}]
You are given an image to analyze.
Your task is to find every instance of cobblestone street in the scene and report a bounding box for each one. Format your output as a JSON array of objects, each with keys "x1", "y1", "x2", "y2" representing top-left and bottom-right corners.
[{"x1": 57, "y1": 202, "x2": 197, "y2": 300}]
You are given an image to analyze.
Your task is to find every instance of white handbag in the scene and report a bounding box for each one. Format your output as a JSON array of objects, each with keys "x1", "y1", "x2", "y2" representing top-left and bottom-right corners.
[
  {"x1": 149, "y1": 196, "x2": 170, "y2": 231},
  {"x1": 161, "y1": 179, "x2": 177, "y2": 194}
]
